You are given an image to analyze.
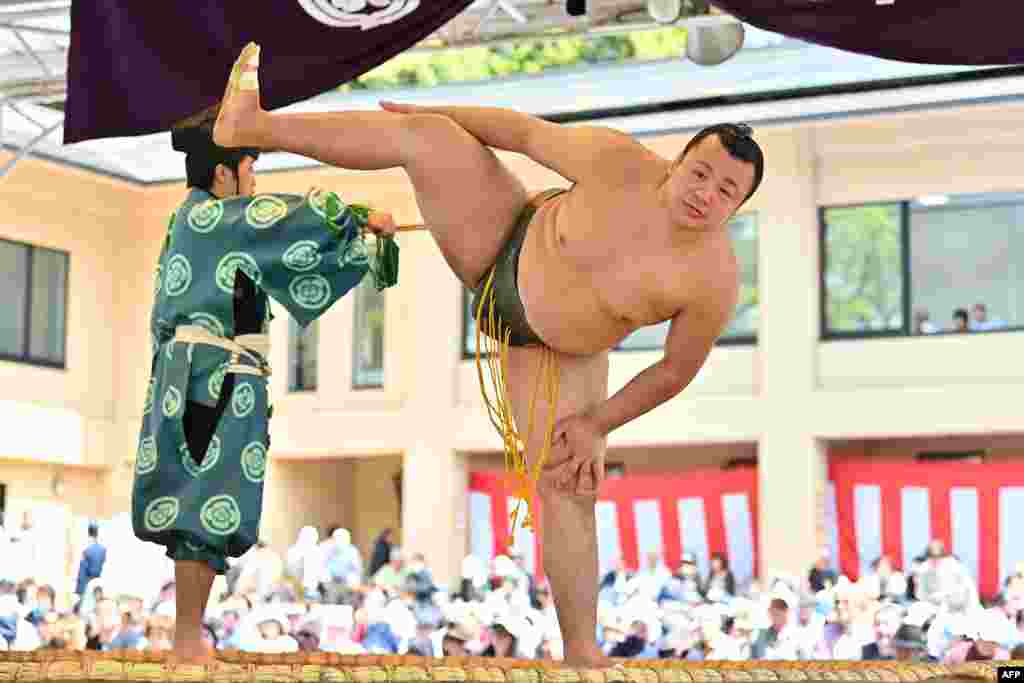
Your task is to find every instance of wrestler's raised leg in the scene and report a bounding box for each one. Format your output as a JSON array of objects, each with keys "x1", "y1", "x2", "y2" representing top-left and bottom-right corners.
[{"x1": 214, "y1": 43, "x2": 527, "y2": 288}]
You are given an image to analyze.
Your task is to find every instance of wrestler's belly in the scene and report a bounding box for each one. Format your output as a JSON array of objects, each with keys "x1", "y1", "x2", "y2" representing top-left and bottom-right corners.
[{"x1": 518, "y1": 216, "x2": 633, "y2": 356}]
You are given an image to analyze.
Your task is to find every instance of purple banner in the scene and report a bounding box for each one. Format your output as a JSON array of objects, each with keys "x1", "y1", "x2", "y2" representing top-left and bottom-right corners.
[
  {"x1": 712, "y1": 0, "x2": 1024, "y2": 67},
  {"x1": 65, "y1": 0, "x2": 474, "y2": 143}
]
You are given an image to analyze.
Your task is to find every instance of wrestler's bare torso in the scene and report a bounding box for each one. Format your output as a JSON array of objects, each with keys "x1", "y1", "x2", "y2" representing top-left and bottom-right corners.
[{"x1": 518, "y1": 162, "x2": 739, "y2": 357}]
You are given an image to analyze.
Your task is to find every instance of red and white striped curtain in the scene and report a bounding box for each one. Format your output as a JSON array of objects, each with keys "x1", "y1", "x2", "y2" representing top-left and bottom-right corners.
[
  {"x1": 469, "y1": 458, "x2": 1024, "y2": 599},
  {"x1": 827, "y1": 458, "x2": 1024, "y2": 599},
  {"x1": 468, "y1": 467, "x2": 760, "y2": 585}
]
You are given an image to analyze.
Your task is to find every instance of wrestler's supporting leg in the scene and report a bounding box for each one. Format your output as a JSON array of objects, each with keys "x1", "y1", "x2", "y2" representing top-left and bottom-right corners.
[
  {"x1": 505, "y1": 347, "x2": 611, "y2": 668},
  {"x1": 172, "y1": 560, "x2": 216, "y2": 662}
]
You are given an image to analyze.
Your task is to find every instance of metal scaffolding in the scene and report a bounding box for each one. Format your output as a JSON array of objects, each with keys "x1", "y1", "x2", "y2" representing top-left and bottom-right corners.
[
  {"x1": 0, "y1": 0, "x2": 69, "y2": 176},
  {"x1": 0, "y1": 0, "x2": 726, "y2": 177}
]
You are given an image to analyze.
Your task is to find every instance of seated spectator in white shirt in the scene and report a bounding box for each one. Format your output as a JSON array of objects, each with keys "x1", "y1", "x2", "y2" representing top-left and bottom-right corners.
[
  {"x1": 969, "y1": 303, "x2": 1009, "y2": 331},
  {"x1": 913, "y1": 309, "x2": 939, "y2": 334}
]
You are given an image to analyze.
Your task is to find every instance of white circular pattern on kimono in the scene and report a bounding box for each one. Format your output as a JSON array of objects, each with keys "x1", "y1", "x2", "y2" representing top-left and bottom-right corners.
[
  {"x1": 188, "y1": 199, "x2": 225, "y2": 233},
  {"x1": 182, "y1": 436, "x2": 221, "y2": 478},
  {"x1": 165, "y1": 340, "x2": 175, "y2": 361},
  {"x1": 200, "y1": 495, "x2": 241, "y2": 536},
  {"x1": 283, "y1": 240, "x2": 322, "y2": 272},
  {"x1": 154, "y1": 265, "x2": 163, "y2": 295},
  {"x1": 183, "y1": 540, "x2": 203, "y2": 553},
  {"x1": 245, "y1": 195, "x2": 289, "y2": 229},
  {"x1": 338, "y1": 237, "x2": 369, "y2": 267},
  {"x1": 232, "y1": 382, "x2": 256, "y2": 418},
  {"x1": 164, "y1": 254, "x2": 193, "y2": 296},
  {"x1": 241, "y1": 442, "x2": 267, "y2": 483},
  {"x1": 143, "y1": 378, "x2": 155, "y2": 415},
  {"x1": 143, "y1": 496, "x2": 180, "y2": 532},
  {"x1": 307, "y1": 188, "x2": 346, "y2": 221},
  {"x1": 296, "y1": 0, "x2": 420, "y2": 29},
  {"x1": 188, "y1": 312, "x2": 226, "y2": 338},
  {"x1": 136, "y1": 436, "x2": 158, "y2": 475},
  {"x1": 162, "y1": 385, "x2": 183, "y2": 417},
  {"x1": 178, "y1": 442, "x2": 193, "y2": 465},
  {"x1": 187, "y1": 343, "x2": 194, "y2": 364},
  {"x1": 208, "y1": 364, "x2": 228, "y2": 401},
  {"x1": 215, "y1": 252, "x2": 262, "y2": 293},
  {"x1": 289, "y1": 274, "x2": 332, "y2": 310}
]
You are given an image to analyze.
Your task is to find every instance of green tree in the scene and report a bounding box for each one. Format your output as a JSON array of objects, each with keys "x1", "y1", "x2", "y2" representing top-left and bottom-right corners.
[
  {"x1": 725, "y1": 214, "x2": 758, "y2": 337},
  {"x1": 341, "y1": 27, "x2": 689, "y2": 92},
  {"x1": 823, "y1": 204, "x2": 903, "y2": 332}
]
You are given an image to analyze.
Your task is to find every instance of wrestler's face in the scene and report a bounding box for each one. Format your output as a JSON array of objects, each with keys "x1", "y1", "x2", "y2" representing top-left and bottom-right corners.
[{"x1": 667, "y1": 134, "x2": 754, "y2": 231}]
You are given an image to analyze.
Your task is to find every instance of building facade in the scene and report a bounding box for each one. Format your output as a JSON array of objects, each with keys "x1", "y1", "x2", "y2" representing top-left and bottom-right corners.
[{"x1": 2, "y1": 101, "x2": 1023, "y2": 596}]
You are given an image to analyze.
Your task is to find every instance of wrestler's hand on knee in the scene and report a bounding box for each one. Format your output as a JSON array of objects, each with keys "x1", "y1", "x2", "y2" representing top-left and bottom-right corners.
[{"x1": 548, "y1": 414, "x2": 606, "y2": 497}]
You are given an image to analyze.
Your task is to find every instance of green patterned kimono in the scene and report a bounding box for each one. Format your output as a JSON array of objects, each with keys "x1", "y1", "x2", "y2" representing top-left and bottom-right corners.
[{"x1": 133, "y1": 187, "x2": 393, "y2": 573}]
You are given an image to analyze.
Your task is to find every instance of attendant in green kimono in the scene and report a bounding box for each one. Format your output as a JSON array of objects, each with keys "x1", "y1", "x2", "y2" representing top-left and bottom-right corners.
[{"x1": 135, "y1": 122, "x2": 397, "y2": 662}]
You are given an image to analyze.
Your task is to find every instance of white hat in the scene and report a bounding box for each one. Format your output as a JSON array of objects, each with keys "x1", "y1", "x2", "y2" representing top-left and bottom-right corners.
[
  {"x1": 904, "y1": 601, "x2": 938, "y2": 627},
  {"x1": 492, "y1": 614, "x2": 528, "y2": 640},
  {"x1": 492, "y1": 555, "x2": 517, "y2": 578},
  {"x1": 0, "y1": 595, "x2": 19, "y2": 618},
  {"x1": 252, "y1": 606, "x2": 290, "y2": 631},
  {"x1": 975, "y1": 610, "x2": 1013, "y2": 646},
  {"x1": 461, "y1": 555, "x2": 485, "y2": 580},
  {"x1": 154, "y1": 601, "x2": 176, "y2": 619}
]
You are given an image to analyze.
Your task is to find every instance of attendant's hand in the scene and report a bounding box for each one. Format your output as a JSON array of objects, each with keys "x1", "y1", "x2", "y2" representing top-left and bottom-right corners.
[{"x1": 366, "y1": 210, "x2": 397, "y2": 237}]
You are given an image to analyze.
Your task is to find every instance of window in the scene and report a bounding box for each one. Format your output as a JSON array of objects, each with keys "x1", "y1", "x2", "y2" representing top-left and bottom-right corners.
[
  {"x1": 287, "y1": 318, "x2": 318, "y2": 392},
  {"x1": 822, "y1": 192, "x2": 1024, "y2": 338},
  {"x1": 352, "y1": 244, "x2": 385, "y2": 389},
  {"x1": 461, "y1": 213, "x2": 760, "y2": 356},
  {"x1": 0, "y1": 238, "x2": 69, "y2": 368},
  {"x1": 821, "y1": 203, "x2": 904, "y2": 335},
  {"x1": 463, "y1": 289, "x2": 480, "y2": 358},
  {"x1": 910, "y1": 193, "x2": 1023, "y2": 334},
  {"x1": 617, "y1": 212, "x2": 760, "y2": 350}
]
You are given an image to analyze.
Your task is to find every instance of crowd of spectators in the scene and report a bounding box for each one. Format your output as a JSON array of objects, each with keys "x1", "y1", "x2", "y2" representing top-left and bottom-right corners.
[{"x1": 3, "y1": 515, "x2": 1024, "y2": 665}]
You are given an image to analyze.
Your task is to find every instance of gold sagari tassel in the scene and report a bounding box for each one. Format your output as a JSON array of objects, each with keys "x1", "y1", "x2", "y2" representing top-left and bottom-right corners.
[{"x1": 474, "y1": 269, "x2": 560, "y2": 546}]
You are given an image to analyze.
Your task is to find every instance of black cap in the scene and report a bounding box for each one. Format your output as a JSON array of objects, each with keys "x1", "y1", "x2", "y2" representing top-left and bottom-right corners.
[{"x1": 171, "y1": 122, "x2": 260, "y2": 189}]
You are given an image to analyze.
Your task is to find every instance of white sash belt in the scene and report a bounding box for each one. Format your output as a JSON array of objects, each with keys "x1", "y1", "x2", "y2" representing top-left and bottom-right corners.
[{"x1": 173, "y1": 325, "x2": 271, "y2": 378}]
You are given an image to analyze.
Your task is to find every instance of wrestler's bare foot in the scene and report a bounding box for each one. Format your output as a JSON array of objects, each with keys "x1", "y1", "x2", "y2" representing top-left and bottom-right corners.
[
  {"x1": 562, "y1": 645, "x2": 613, "y2": 669},
  {"x1": 213, "y1": 42, "x2": 263, "y2": 149},
  {"x1": 165, "y1": 641, "x2": 217, "y2": 667}
]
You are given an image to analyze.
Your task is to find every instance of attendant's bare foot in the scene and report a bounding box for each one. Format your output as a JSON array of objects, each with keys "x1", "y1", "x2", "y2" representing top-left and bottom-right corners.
[{"x1": 213, "y1": 42, "x2": 262, "y2": 148}]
